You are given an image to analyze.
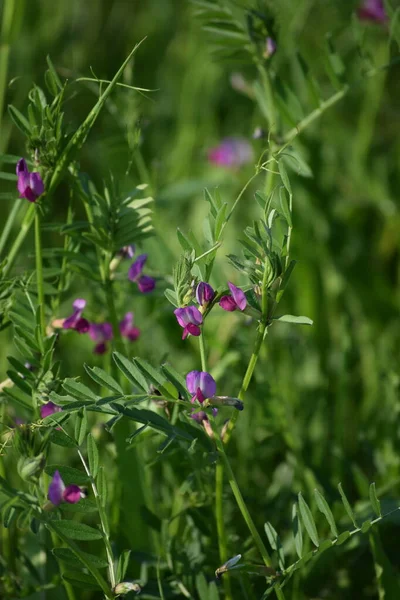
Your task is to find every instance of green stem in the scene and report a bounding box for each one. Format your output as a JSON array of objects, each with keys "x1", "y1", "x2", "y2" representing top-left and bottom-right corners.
[
  {"x1": 0, "y1": 198, "x2": 23, "y2": 258},
  {"x1": 199, "y1": 333, "x2": 207, "y2": 372},
  {"x1": 2, "y1": 203, "x2": 36, "y2": 277},
  {"x1": 215, "y1": 461, "x2": 233, "y2": 600},
  {"x1": 35, "y1": 208, "x2": 46, "y2": 338},
  {"x1": 78, "y1": 450, "x2": 116, "y2": 590}
]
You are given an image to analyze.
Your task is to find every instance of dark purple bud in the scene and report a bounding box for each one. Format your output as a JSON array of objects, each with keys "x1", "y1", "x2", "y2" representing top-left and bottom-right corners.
[
  {"x1": 119, "y1": 245, "x2": 135, "y2": 259},
  {"x1": 357, "y1": 0, "x2": 387, "y2": 22},
  {"x1": 128, "y1": 254, "x2": 147, "y2": 282},
  {"x1": 186, "y1": 370, "x2": 217, "y2": 403},
  {"x1": 94, "y1": 342, "x2": 108, "y2": 355},
  {"x1": 16, "y1": 158, "x2": 28, "y2": 175},
  {"x1": 48, "y1": 470, "x2": 65, "y2": 505},
  {"x1": 16, "y1": 158, "x2": 44, "y2": 202},
  {"x1": 137, "y1": 275, "x2": 156, "y2": 293},
  {"x1": 75, "y1": 317, "x2": 90, "y2": 333},
  {"x1": 196, "y1": 282, "x2": 215, "y2": 306},
  {"x1": 40, "y1": 401, "x2": 62, "y2": 419},
  {"x1": 63, "y1": 299, "x2": 87, "y2": 330},
  {"x1": 191, "y1": 410, "x2": 209, "y2": 423},
  {"x1": 63, "y1": 484, "x2": 82, "y2": 504}
]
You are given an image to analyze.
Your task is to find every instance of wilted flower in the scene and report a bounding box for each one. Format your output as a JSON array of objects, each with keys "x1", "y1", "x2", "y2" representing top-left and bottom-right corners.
[
  {"x1": 40, "y1": 401, "x2": 62, "y2": 419},
  {"x1": 174, "y1": 306, "x2": 203, "y2": 339},
  {"x1": 63, "y1": 299, "x2": 90, "y2": 333},
  {"x1": 89, "y1": 322, "x2": 113, "y2": 354},
  {"x1": 119, "y1": 312, "x2": 140, "y2": 341},
  {"x1": 128, "y1": 253, "x2": 156, "y2": 293},
  {"x1": 16, "y1": 158, "x2": 44, "y2": 202},
  {"x1": 186, "y1": 370, "x2": 217, "y2": 404},
  {"x1": 264, "y1": 37, "x2": 277, "y2": 58},
  {"x1": 119, "y1": 244, "x2": 135, "y2": 259},
  {"x1": 196, "y1": 282, "x2": 215, "y2": 307},
  {"x1": 219, "y1": 282, "x2": 247, "y2": 312},
  {"x1": 208, "y1": 137, "x2": 253, "y2": 169},
  {"x1": 48, "y1": 470, "x2": 82, "y2": 506},
  {"x1": 357, "y1": 0, "x2": 387, "y2": 22}
]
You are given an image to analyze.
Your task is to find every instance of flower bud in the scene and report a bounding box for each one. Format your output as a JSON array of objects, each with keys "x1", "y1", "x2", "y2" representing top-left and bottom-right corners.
[
  {"x1": 17, "y1": 453, "x2": 45, "y2": 481},
  {"x1": 114, "y1": 581, "x2": 141, "y2": 595}
]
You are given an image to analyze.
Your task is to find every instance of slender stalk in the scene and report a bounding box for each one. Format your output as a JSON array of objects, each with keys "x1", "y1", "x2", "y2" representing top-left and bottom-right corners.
[
  {"x1": 199, "y1": 333, "x2": 207, "y2": 372},
  {"x1": 215, "y1": 460, "x2": 232, "y2": 600},
  {"x1": 78, "y1": 450, "x2": 116, "y2": 590},
  {"x1": 0, "y1": 198, "x2": 23, "y2": 257},
  {"x1": 2, "y1": 203, "x2": 36, "y2": 276},
  {"x1": 34, "y1": 208, "x2": 46, "y2": 338}
]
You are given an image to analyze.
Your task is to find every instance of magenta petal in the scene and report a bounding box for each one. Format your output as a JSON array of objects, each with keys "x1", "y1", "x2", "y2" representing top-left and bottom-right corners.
[
  {"x1": 29, "y1": 172, "x2": 44, "y2": 197},
  {"x1": 186, "y1": 323, "x2": 201, "y2": 337},
  {"x1": 75, "y1": 317, "x2": 90, "y2": 333},
  {"x1": 128, "y1": 254, "x2": 147, "y2": 282},
  {"x1": 48, "y1": 470, "x2": 65, "y2": 505},
  {"x1": 137, "y1": 275, "x2": 156, "y2": 293},
  {"x1": 17, "y1": 172, "x2": 30, "y2": 197},
  {"x1": 73, "y1": 298, "x2": 86, "y2": 311},
  {"x1": 63, "y1": 485, "x2": 81, "y2": 504},
  {"x1": 196, "y1": 282, "x2": 215, "y2": 306},
  {"x1": 120, "y1": 312, "x2": 134, "y2": 336},
  {"x1": 191, "y1": 410, "x2": 208, "y2": 423},
  {"x1": 186, "y1": 370, "x2": 216, "y2": 399},
  {"x1": 41, "y1": 401, "x2": 62, "y2": 419},
  {"x1": 228, "y1": 282, "x2": 247, "y2": 311},
  {"x1": 16, "y1": 158, "x2": 28, "y2": 175},
  {"x1": 94, "y1": 342, "x2": 108, "y2": 354},
  {"x1": 186, "y1": 371, "x2": 201, "y2": 394},
  {"x1": 127, "y1": 327, "x2": 140, "y2": 341},
  {"x1": 219, "y1": 295, "x2": 237, "y2": 311}
]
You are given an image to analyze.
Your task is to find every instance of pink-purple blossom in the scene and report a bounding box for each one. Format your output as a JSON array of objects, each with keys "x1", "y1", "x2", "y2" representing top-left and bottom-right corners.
[
  {"x1": 63, "y1": 299, "x2": 90, "y2": 333},
  {"x1": 128, "y1": 253, "x2": 156, "y2": 293},
  {"x1": 48, "y1": 470, "x2": 82, "y2": 506},
  {"x1": 89, "y1": 322, "x2": 113, "y2": 354},
  {"x1": 186, "y1": 370, "x2": 217, "y2": 404},
  {"x1": 16, "y1": 158, "x2": 44, "y2": 203},
  {"x1": 208, "y1": 138, "x2": 253, "y2": 169},
  {"x1": 219, "y1": 283, "x2": 247, "y2": 312},
  {"x1": 40, "y1": 401, "x2": 62, "y2": 419},
  {"x1": 119, "y1": 312, "x2": 140, "y2": 341},
  {"x1": 174, "y1": 306, "x2": 203, "y2": 339},
  {"x1": 357, "y1": 0, "x2": 387, "y2": 23},
  {"x1": 196, "y1": 282, "x2": 215, "y2": 307}
]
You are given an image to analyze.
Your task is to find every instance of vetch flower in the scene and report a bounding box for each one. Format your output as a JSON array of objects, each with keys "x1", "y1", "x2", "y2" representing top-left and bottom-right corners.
[
  {"x1": 174, "y1": 306, "x2": 203, "y2": 339},
  {"x1": 196, "y1": 282, "x2": 215, "y2": 307},
  {"x1": 40, "y1": 401, "x2": 62, "y2": 419},
  {"x1": 128, "y1": 253, "x2": 156, "y2": 293},
  {"x1": 186, "y1": 370, "x2": 217, "y2": 404},
  {"x1": 119, "y1": 312, "x2": 140, "y2": 341},
  {"x1": 48, "y1": 470, "x2": 82, "y2": 506},
  {"x1": 89, "y1": 322, "x2": 113, "y2": 354},
  {"x1": 357, "y1": 0, "x2": 387, "y2": 23},
  {"x1": 219, "y1": 283, "x2": 247, "y2": 312},
  {"x1": 264, "y1": 37, "x2": 277, "y2": 58},
  {"x1": 63, "y1": 299, "x2": 90, "y2": 333},
  {"x1": 16, "y1": 158, "x2": 44, "y2": 202},
  {"x1": 208, "y1": 137, "x2": 253, "y2": 169}
]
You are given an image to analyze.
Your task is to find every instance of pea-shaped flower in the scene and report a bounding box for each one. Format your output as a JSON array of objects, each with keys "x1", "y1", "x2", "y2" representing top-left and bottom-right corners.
[
  {"x1": 16, "y1": 158, "x2": 44, "y2": 203},
  {"x1": 40, "y1": 401, "x2": 62, "y2": 419},
  {"x1": 128, "y1": 254, "x2": 156, "y2": 293},
  {"x1": 219, "y1": 283, "x2": 247, "y2": 312},
  {"x1": 196, "y1": 282, "x2": 215, "y2": 307},
  {"x1": 48, "y1": 470, "x2": 82, "y2": 506},
  {"x1": 174, "y1": 306, "x2": 203, "y2": 339},
  {"x1": 186, "y1": 370, "x2": 217, "y2": 404},
  {"x1": 63, "y1": 299, "x2": 90, "y2": 333}
]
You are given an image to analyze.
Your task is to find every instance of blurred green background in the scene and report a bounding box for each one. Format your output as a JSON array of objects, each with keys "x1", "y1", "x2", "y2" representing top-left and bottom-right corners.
[{"x1": 1, "y1": 0, "x2": 400, "y2": 598}]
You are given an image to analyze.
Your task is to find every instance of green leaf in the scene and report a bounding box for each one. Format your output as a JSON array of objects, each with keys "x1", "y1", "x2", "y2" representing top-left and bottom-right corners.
[
  {"x1": 273, "y1": 314, "x2": 313, "y2": 325},
  {"x1": 298, "y1": 493, "x2": 319, "y2": 547},
  {"x1": 314, "y1": 489, "x2": 338, "y2": 538},
  {"x1": 84, "y1": 365, "x2": 123, "y2": 395},
  {"x1": 116, "y1": 549, "x2": 131, "y2": 583},
  {"x1": 278, "y1": 161, "x2": 292, "y2": 196},
  {"x1": 63, "y1": 379, "x2": 98, "y2": 401},
  {"x1": 133, "y1": 357, "x2": 178, "y2": 399},
  {"x1": 49, "y1": 429, "x2": 77, "y2": 448},
  {"x1": 292, "y1": 503, "x2": 303, "y2": 559},
  {"x1": 87, "y1": 433, "x2": 99, "y2": 479},
  {"x1": 62, "y1": 570, "x2": 101, "y2": 590},
  {"x1": 97, "y1": 466, "x2": 107, "y2": 508},
  {"x1": 369, "y1": 482, "x2": 382, "y2": 518},
  {"x1": 51, "y1": 520, "x2": 102, "y2": 541},
  {"x1": 338, "y1": 483, "x2": 359, "y2": 528},
  {"x1": 264, "y1": 522, "x2": 285, "y2": 570},
  {"x1": 177, "y1": 228, "x2": 193, "y2": 252},
  {"x1": 8, "y1": 105, "x2": 32, "y2": 136},
  {"x1": 74, "y1": 408, "x2": 88, "y2": 446},
  {"x1": 53, "y1": 547, "x2": 108, "y2": 569},
  {"x1": 60, "y1": 499, "x2": 98, "y2": 513},
  {"x1": 112, "y1": 352, "x2": 148, "y2": 391},
  {"x1": 161, "y1": 363, "x2": 190, "y2": 400},
  {"x1": 278, "y1": 186, "x2": 292, "y2": 227}
]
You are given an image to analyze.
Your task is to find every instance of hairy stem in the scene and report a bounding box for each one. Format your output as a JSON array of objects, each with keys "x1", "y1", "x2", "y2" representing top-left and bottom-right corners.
[{"x1": 34, "y1": 208, "x2": 46, "y2": 338}]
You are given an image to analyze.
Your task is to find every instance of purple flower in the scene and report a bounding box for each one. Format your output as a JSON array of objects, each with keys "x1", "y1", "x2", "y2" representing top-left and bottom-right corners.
[
  {"x1": 196, "y1": 282, "x2": 215, "y2": 307},
  {"x1": 119, "y1": 245, "x2": 135, "y2": 259},
  {"x1": 208, "y1": 138, "x2": 253, "y2": 169},
  {"x1": 219, "y1": 283, "x2": 247, "y2": 312},
  {"x1": 264, "y1": 37, "x2": 277, "y2": 58},
  {"x1": 128, "y1": 254, "x2": 156, "y2": 293},
  {"x1": 16, "y1": 158, "x2": 44, "y2": 203},
  {"x1": 63, "y1": 299, "x2": 90, "y2": 333},
  {"x1": 186, "y1": 370, "x2": 217, "y2": 404},
  {"x1": 358, "y1": 0, "x2": 387, "y2": 22},
  {"x1": 89, "y1": 322, "x2": 113, "y2": 354},
  {"x1": 40, "y1": 401, "x2": 62, "y2": 419},
  {"x1": 119, "y1": 312, "x2": 140, "y2": 341},
  {"x1": 48, "y1": 470, "x2": 82, "y2": 506},
  {"x1": 174, "y1": 306, "x2": 203, "y2": 339},
  {"x1": 191, "y1": 410, "x2": 209, "y2": 423}
]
